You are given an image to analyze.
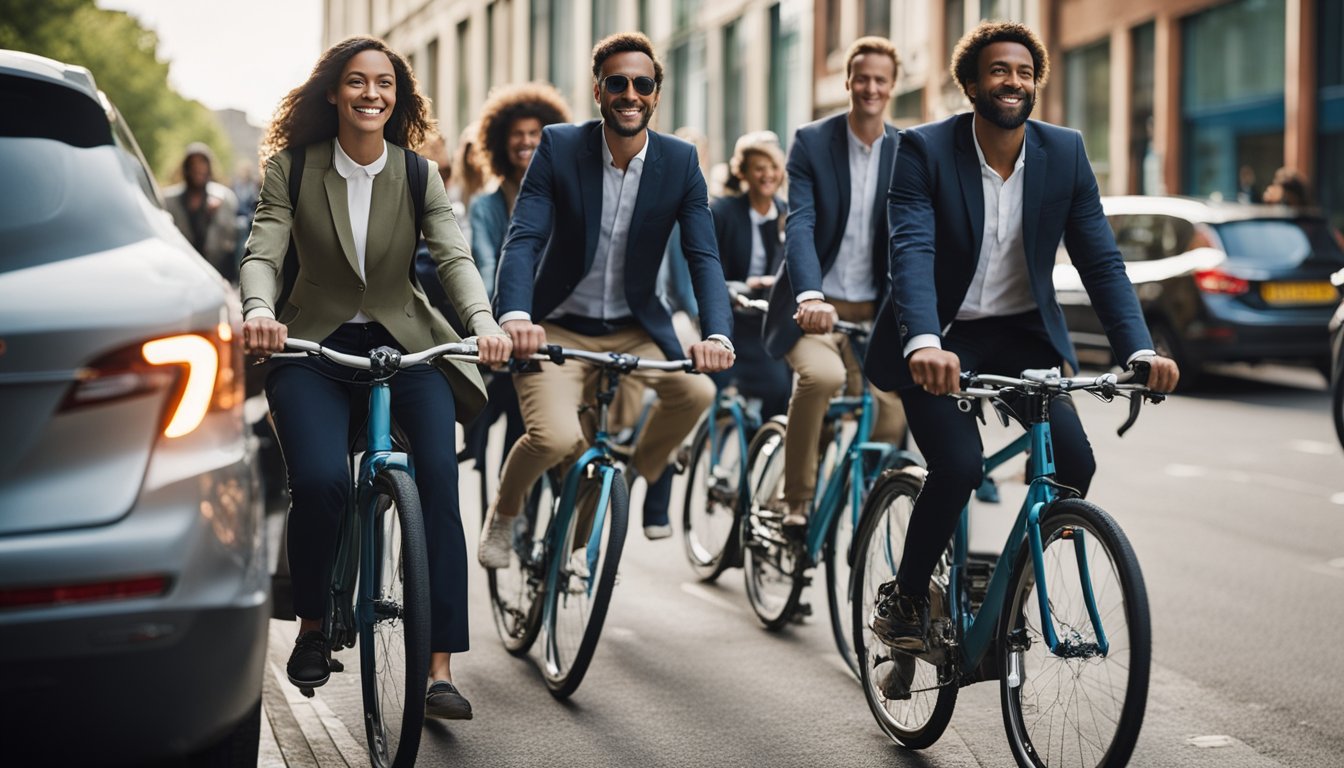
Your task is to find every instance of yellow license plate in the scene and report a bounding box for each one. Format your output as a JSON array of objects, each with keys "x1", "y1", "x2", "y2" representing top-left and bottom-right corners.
[{"x1": 1261, "y1": 281, "x2": 1339, "y2": 305}]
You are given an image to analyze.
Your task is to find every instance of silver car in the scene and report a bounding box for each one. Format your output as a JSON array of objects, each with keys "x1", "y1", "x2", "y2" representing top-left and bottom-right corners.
[{"x1": 0, "y1": 50, "x2": 268, "y2": 764}]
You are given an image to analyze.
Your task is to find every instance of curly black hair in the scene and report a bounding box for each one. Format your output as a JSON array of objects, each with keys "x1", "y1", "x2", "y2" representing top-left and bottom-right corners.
[
  {"x1": 261, "y1": 36, "x2": 434, "y2": 164},
  {"x1": 591, "y1": 32, "x2": 663, "y2": 90},
  {"x1": 474, "y1": 83, "x2": 571, "y2": 180},
  {"x1": 950, "y1": 21, "x2": 1050, "y2": 101}
]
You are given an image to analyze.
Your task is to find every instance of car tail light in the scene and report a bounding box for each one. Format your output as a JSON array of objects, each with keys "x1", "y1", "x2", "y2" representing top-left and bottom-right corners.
[
  {"x1": 62, "y1": 326, "x2": 238, "y2": 438},
  {"x1": 0, "y1": 575, "x2": 170, "y2": 610},
  {"x1": 1193, "y1": 268, "x2": 1249, "y2": 295}
]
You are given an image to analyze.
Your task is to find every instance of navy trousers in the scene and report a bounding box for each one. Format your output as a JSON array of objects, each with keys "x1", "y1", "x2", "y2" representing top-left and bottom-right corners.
[
  {"x1": 893, "y1": 312, "x2": 1096, "y2": 596},
  {"x1": 266, "y1": 322, "x2": 470, "y2": 653}
]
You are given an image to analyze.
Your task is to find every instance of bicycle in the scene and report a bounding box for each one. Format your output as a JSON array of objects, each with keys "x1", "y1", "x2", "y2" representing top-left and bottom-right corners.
[
  {"x1": 271, "y1": 337, "x2": 483, "y2": 768},
  {"x1": 486, "y1": 345, "x2": 697, "y2": 698},
  {"x1": 851, "y1": 365, "x2": 1164, "y2": 767},
  {"x1": 741, "y1": 320, "x2": 920, "y2": 677},
  {"x1": 680, "y1": 287, "x2": 768, "y2": 581}
]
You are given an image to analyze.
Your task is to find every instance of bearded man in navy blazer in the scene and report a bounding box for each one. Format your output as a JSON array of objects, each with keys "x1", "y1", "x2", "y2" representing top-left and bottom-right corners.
[
  {"x1": 863, "y1": 22, "x2": 1179, "y2": 665},
  {"x1": 478, "y1": 33, "x2": 735, "y2": 562},
  {"x1": 762, "y1": 36, "x2": 909, "y2": 529}
]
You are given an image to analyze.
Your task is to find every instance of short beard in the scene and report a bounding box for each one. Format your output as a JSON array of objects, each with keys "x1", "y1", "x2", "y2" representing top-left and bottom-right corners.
[
  {"x1": 602, "y1": 101, "x2": 652, "y2": 137},
  {"x1": 973, "y1": 88, "x2": 1034, "y2": 130}
]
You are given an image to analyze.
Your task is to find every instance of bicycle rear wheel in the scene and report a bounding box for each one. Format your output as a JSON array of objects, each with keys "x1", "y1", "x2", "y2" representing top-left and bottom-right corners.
[
  {"x1": 682, "y1": 411, "x2": 746, "y2": 581},
  {"x1": 359, "y1": 468, "x2": 429, "y2": 768},
  {"x1": 999, "y1": 498, "x2": 1151, "y2": 768},
  {"x1": 852, "y1": 470, "x2": 957, "y2": 750},
  {"x1": 741, "y1": 420, "x2": 805, "y2": 630},
  {"x1": 487, "y1": 471, "x2": 556, "y2": 656},
  {"x1": 542, "y1": 464, "x2": 629, "y2": 698}
]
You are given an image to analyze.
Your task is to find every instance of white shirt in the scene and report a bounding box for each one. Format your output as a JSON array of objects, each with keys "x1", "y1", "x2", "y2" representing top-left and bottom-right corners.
[
  {"x1": 797, "y1": 127, "x2": 883, "y2": 305},
  {"x1": 332, "y1": 138, "x2": 388, "y2": 323},
  {"x1": 747, "y1": 201, "x2": 779, "y2": 277},
  {"x1": 546, "y1": 129, "x2": 646, "y2": 321},
  {"x1": 243, "y1": 139, "x2": 388, "y2": 323}
]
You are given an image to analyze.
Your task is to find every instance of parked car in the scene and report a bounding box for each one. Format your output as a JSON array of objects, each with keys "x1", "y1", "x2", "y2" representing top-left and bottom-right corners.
[
  {"x1": 0, "y1": 50, "x2": 268, "y2": 765},
  {"x1": 1330, "y1": 268, "x2": 1344, "y2": 450},
  {"x1": 1055, "y1": 195, "x2": 1344, "y2": 388}
]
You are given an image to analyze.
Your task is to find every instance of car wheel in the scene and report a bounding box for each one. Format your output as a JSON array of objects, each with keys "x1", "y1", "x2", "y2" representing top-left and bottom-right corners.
[
  {"x1": 1149, "y1": 319, "x2": 1199, "y2": 391},
  {"x1": 189, "y1": 698, "x2": 261, "y2": 768}
]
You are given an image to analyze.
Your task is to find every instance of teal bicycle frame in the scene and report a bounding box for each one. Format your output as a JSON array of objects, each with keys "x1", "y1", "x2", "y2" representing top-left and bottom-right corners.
[{"x1": 945, "y1": 403, "x2": 1110, "y2": 678}]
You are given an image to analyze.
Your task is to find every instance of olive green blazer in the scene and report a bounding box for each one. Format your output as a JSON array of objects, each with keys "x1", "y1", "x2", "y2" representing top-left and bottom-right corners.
[{"x1": 240, "y1": 140, "x2": 501, "y2": 423}]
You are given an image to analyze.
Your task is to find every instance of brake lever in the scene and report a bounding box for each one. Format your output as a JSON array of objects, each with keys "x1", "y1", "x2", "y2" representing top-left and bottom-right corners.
[{"x1": 1117, "y1": 392, "x2": 1143, "y2": 437}]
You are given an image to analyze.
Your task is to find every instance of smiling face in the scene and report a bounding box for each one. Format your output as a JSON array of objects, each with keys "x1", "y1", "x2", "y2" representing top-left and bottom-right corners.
[
  {"x1": 595, "y1": 51, "x2": 659, "y2": 138},
  {"x1": 506, "y1": 116, "x2": 543, "y2": 177},
  {"x1": 328, "y1": 49, "x2": 397, "y2": 139},
  {"x1": 968, "y1": 41, "x2": 1036, "y2": 131},
  {"x1": 846, "y1": 52, "x2": 897, "y2": 119},
  {"x1": 742, "y1": 152, "x2": 781, "y2": 199}
]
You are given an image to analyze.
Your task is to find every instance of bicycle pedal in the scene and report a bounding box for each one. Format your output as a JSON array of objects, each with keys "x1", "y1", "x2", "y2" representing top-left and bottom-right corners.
[
  {"x1": 328, "y1": 658, "x2": 344, "y2": 673},
  {"x1": 298, "y1": 686, "x2": 315, "y2": 699}
]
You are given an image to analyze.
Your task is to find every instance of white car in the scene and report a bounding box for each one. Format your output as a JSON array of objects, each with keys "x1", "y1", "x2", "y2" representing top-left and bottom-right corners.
[{"x1": 0, "y1": 50, "x2": 267, "y2": 764}]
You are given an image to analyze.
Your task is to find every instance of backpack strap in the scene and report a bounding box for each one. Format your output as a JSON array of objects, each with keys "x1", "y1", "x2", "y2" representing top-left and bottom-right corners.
[
  {"x1": 404, "y1": 148, "x2": 430, "y2": 285},
  {"x1": 275, "y1": 145, "x2": 306, "y2": 314}
]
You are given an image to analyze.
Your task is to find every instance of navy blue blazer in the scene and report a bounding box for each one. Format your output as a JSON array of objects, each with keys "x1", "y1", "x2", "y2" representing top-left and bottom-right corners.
[
  {"x1": 864, "y1": 114, "x2": 1153, "y2": 391},
  {"x1": 709, "y1": 193, "x2": 787, "y2": 282},
  {"x1": 763, "y1": 113, "x2": 899, "y2": 358},
  {"x1": 494, "y1": 120, "x2": 731, "y2": 360}
]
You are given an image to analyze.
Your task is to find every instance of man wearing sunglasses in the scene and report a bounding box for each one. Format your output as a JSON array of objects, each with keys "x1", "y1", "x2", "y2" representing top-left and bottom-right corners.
[
  {"x1": 479, "y1": 32, "x2": 734, "y2": 567},
  {"x1": 762, "y1": 36, "x2": 908, "y2": 530}
]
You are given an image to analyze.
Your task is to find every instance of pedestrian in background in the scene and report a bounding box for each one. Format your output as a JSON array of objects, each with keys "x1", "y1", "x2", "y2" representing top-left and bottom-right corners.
[
  {"x1": 240, "y1": 34, "x2": 510, "y2": 720},
  {"x1": 164, "y1": 142, "x2": 240, "y2": 282},
  {"x1": 710, "y1": 131, "x2": 792, "y2": 419},
  {"x1": 451, "y1": 121, "x2": 485, "y2": 240},
  {"x1": 1262, "y1": 167, "x2": 1311, "y2": 207}
]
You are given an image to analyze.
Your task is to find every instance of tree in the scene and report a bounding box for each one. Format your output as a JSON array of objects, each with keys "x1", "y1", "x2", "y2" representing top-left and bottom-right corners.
[{"x1": 0, "y1": 0, "x2": 234, "y2": 182}]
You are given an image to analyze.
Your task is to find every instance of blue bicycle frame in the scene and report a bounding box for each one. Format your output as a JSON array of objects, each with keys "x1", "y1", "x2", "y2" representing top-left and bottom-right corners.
[{"x1": 706, "y1": 393, "x2": 756, "y2": 518}]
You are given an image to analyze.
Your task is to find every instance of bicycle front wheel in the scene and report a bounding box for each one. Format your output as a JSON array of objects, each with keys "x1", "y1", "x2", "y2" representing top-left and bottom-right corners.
[
  {"x1": 823, "y1": 470, "x2": 858, "y2": 678},
  {"x1": 359, "y1": 468, "x2": 430, "y2": 768},
  {"x1": 999, "y1": 498, "x2": 1151, "y2": 768},
  {"x1": 487, "y1": 471, "x2": 556, "y2": 656},
  {"x1": 852, "y1": 470, "x2": 957, "y2": 750},
  {"x1": 542, "y1": 464, "x2": 629, "y2": 698},
  {"x1": 682, "y1": 411, "x2": 746, "y2": 581},
  {"x1": 741, "y1": 420, "x2": 805, "y2": 630}
]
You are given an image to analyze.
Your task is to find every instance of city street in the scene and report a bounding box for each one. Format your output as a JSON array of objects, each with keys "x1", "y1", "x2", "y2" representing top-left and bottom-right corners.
[{"x1": 258, "y1": 364, "x2": 1344, "y2": 768}]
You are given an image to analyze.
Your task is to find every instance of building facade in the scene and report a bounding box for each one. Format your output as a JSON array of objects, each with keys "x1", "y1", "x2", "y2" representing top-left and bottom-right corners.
[{"x1": 324, "y1": 0, "x2": 1341, "y2": 225}]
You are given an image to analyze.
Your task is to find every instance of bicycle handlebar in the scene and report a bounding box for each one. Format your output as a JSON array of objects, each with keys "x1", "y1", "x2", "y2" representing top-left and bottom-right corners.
[
  {"x1": 954, "y1": 362, "x2": 1165, "y2": 437},
  {"x1": 517, "y1": 344, "x2": 697, "y2": 373},
  {"x1": 272, "y1": 338, "x2": 483, "y2": 368}
]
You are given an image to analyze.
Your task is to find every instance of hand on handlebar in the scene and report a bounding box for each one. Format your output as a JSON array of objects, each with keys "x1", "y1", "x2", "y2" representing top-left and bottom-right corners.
[
  {"x1": 475, "y1": 334, "x2": 513, "y2": 368},
  {"x1": 690, "y1": 339, "x2": 734, "y2": 373},
  {"x1": 909, "y1": 347, "x2": 962, "y2": 396},
  {"x1": 502, "y1": 319, "x2": 547, "y2": 359},
  {"x1": 794, "y1": 299, "x2": 837, "y2": 334},
  {"x1": 243, "y1": 317, "x2": 287, "y2": 355},
  {"x1": 1129, "y1": 354, "x2": 1179, "y2": 393}
]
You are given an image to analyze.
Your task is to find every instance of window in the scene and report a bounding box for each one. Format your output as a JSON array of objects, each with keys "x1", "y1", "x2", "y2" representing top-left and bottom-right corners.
[
  {"x1": 1065, "y1": 39, "x2": 1111, "y2": 188},
  {"x1": 487, "y1": 2, "x2": 497, "y2": 91},
  {"x1": 722, "y1": 18, "x2": 745, "y2": 152},
  {"x1": 669, "y1": 35, "x2": 707, "y2": 134},
  {"x1": 424, "y1": 39, "x2": 439, "y2": 114},
  {"x1": 865, "y1": 0, "x2": 890, "y2": 36},
  {"x1": 1130, "y1": 23, "x2": 1157, "y2": 194},
  {"x1": 892, "y1": 89, "x2": 923, "y2": 126},
  {"x1": 945, "y1": 0, "x2": 965, "y2": 62},
  {"x1": 593, "y1": 0, "x2": 617, "y2": 48},
  {"x1": 549, "y1": 0, "x2": 574, "y2": 96},
  {"x1": 456, "y1": 19, "x2": 470, "y2": 133},
  {"x1": 768, "y1": 2, "x2": 802, "y2": 148},
  {"x1": 824, "y1": 0, "x2": 842, "y2": 55}
]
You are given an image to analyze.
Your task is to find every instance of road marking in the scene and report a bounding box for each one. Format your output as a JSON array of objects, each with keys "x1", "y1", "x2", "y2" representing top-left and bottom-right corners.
[
  {"x1": 1290, "y1": 439, "x2": 1337, "y2": 455},
  {"x1": 1165, "y1": 464, "x2": 1209, "y2": 478},
  {"x1": 1164, "y1": 463, "x2": 1339, "y2": 500},
  {"x1": 1187, "y1": 735, "x2": 1238, "y2": 748},
  {"x1": 680, "y1": 582, "x2": 743, "y2": 613}
]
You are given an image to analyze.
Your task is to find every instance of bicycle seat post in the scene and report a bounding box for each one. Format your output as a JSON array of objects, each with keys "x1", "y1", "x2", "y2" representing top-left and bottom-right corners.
[{"x1": 593, "y1": 367, "x2": 621, "y2": 442}]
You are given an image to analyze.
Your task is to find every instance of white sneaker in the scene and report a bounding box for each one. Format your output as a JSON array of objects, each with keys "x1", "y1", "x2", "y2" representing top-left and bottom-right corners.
[
  {"x1": 477, "y1": 506, "x2": 515, "y2": 569},
  {"x1": 643, "y1": 524, "x2": 673, "y2": 540}
]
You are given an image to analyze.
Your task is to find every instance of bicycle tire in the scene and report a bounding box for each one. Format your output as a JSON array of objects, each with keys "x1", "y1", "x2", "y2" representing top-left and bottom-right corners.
[
  {"x1": 998, "y1": 498, "x2": 1151, "y2": 768},
  {"x1": 682, "y1": 411, "x2": 746, "y2": 582},
  {"x1": 1332, "y1": 363, "x2": 1344, "y2": 452},
  {"x1": 358, "y1": 468, "x2": 430, "y2": 768},
  {"x1": 741, "y1": 420, "x2": 805, "y2": 630},
  {"x1": 823, "y1": 471, "x2": 859, "y2": 678},
  {"x1": 852, "y1": 470, "x2": 958, "y2": 750},
  {"x1": 542, "y1": 465, "x2": 629, "y2": 699},
  {"x1": 487, "y1": 471, "x2": 556, "y2": 656}
]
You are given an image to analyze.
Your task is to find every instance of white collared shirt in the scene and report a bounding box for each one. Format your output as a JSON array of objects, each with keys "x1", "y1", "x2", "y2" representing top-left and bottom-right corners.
[
  {"x1": 332, "y1": 137, "x2": 389, "y2": 323},
  {"x1": 747, "y1": 201, "x2": 779, "y2": 278},
  {"x1": 797, "y1": 127, "x2": 882, "y2": 305},
  {"x1": 547, "y1": 127, "x2": 647, "y2": 321}
]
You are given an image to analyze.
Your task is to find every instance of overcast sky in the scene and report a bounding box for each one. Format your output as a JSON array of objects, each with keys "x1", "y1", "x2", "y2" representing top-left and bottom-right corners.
[{"x1": 97, "y1": 0, "x2": 324, "y2": 126}]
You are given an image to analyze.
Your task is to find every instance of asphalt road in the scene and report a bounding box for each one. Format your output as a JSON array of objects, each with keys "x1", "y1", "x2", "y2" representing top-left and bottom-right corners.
[{"x1": 261, "y1": 362, "x2": 1343, "y2": 767}]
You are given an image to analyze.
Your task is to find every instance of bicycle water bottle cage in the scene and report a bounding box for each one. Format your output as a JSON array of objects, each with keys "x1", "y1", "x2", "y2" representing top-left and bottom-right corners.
[{"x1": 368, "y1": 346, "x2": 402, "y2": 378}]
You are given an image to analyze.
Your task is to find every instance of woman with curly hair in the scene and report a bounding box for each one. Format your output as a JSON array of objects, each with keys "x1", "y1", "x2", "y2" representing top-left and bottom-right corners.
[
  {"x1": 469, "y1": 83, "x2": 571, "y2": 297},
  {"x1": 241, "y1": 35, "x2": 510, "y2": 720}
]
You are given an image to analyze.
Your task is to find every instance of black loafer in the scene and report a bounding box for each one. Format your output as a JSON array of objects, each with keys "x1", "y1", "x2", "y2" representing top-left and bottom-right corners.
[
  {"x1": 426, "y1": 681, "x2": 473, "y2": 720},
  {"x1": 286, "y1": 630, "x2": 331, "y2": 688}
]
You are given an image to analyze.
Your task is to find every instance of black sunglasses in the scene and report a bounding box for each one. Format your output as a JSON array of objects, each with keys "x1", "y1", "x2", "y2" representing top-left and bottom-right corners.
[{"x1": 600, "y1": 74, "x2": 657, "y2": 96}]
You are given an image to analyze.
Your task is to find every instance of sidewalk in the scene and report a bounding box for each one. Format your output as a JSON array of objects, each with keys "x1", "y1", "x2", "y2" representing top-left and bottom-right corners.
[{"x1": 259, "y1": 620, "x2": 364, "y2": 767}]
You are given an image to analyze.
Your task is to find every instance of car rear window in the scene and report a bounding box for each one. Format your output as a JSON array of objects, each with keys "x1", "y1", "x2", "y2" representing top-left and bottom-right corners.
[{"x1": 1213, "y1": 219, "x2": 1344, "y2": 269}]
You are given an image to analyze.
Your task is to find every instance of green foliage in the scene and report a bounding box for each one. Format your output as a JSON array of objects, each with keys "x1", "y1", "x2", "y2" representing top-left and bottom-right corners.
[{"x1": 0, "y1": 0, "x2": 234, "y2": 183}]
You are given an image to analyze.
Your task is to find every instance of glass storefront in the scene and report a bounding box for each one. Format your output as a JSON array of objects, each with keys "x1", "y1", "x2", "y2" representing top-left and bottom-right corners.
[{"x1": 1065, "y1": 38, "x2": 1111, "y2": 189}]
